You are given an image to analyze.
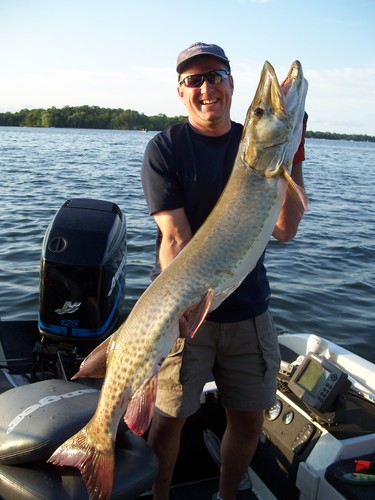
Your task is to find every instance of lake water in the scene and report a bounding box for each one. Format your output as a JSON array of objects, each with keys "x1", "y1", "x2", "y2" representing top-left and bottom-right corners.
[{"x1": 1, "y1": 127, "x2": 374, "y2": 363}]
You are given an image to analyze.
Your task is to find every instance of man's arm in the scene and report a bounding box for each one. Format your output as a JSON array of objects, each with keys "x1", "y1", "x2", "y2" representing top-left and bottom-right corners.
[
  {"x1": 153, "y1": 207, "x2": 193, "y2": 270},
  {"x1": 153, "y1": 207, "x2": 192, "y2": 338}
]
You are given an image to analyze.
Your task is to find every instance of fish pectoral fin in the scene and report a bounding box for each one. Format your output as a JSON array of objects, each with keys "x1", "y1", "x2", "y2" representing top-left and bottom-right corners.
[
  {"x1": 125, "y1": 374, "x2": 158, "y2": 435},
  {"x1": 71, "y1": 334, "x2": 115, "y2": 380},
  {"x1": 283, "y1": 169, "x2": 309, "y2": 216},
  {"x1": 185, "y1": 288, "x2": 214, "y2": 339}
]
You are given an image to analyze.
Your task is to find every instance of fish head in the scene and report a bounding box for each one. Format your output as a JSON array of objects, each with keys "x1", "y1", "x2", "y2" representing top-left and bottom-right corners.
[{"x1": 242, "y1": 60, "x2": 307, "y2": 178}]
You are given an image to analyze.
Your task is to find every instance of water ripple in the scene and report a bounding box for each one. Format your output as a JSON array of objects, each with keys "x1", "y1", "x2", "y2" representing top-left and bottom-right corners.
[{"x1": 1, "y1": 130, "x2": 374, "y2": 363}]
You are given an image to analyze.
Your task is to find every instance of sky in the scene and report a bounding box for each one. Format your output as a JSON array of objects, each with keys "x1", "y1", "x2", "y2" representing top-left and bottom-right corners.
[{"x1": 1, "y1": 0, "x2": 374, "y2": 135}]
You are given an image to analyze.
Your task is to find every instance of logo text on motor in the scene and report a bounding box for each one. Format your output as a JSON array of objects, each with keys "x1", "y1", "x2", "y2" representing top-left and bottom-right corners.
[
  {"x1": 54, "y1": 301, "x2": 81, "y2": 315},
  {"x1": 108, "y1": 254, "x2": 126, "y2": 296}
]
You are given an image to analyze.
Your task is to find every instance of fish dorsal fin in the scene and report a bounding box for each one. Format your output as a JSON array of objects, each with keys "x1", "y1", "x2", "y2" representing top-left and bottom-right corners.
[
  {"x1": 71, "y1": 334, "x2": 115, "y2": 380},
  {"x1": 283, "y1": 169, "x2": 309, "y2": 217},
  {"x1": 186, "y1": 288, "x2": 214, "y2": 339},
  {"x1": 125, "y1": 374, "x2": 158, "y2": 435}
]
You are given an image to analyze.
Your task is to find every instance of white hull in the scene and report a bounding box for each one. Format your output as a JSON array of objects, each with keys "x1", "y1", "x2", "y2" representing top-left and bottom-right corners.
[{"x1": 202, "y1": 333, "x2": 375, "y2": 500}]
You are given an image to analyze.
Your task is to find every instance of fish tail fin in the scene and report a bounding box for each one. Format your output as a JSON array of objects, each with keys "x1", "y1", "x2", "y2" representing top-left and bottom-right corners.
[
  {"x1": 48, "y1": 426, "x2": 114, "y2": 500},
  {"x1": 283, "y1": 169, "x2": 309, "y2": 216}
]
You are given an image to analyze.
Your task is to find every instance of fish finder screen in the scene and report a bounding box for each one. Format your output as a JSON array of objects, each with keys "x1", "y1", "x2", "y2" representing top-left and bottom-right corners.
[
  {"x1": 288, "y1": 352, "x2": 351, "y2": 413},
  {"x1": 296, "y1": 359, "x2": 330, "y2": 397}
]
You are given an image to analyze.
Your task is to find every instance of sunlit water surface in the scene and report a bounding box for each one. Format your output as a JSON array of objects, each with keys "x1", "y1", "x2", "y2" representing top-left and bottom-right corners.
[{"x1": 1, "y1": 127, "x2": 374, "y2": 362}]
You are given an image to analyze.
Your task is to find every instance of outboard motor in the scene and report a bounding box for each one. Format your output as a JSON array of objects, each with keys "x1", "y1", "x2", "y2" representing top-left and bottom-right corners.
[
  {"x1": 38, "y1": 198, "x2": 127, "y2": 346},
  {"x1": 0, "y1": 199, "x2": 158, "y2": 499}
]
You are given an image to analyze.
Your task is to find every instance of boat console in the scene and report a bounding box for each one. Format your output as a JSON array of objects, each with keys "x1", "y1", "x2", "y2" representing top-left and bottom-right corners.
[
  {"x1": 250, "y1": 334, "x2": 375, "y2": 500},
  {"x1": 287, "y1": 352, "x2": 351, "y2": 415}
]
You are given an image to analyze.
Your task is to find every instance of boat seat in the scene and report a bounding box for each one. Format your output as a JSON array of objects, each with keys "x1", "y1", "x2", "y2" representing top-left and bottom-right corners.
[{"x1": 0, "y1": 379, "x2": 158, "y2": 499}]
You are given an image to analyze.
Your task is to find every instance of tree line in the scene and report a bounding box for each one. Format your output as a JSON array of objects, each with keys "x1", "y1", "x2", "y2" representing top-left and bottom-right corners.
[
  {"x1": 0, "y1": 105, "x2": 374, "y2": 142},
  {"x1": 305, "y1": 130, "x2": 374, "y2": 143},
  {"x1": 0, "y1": 105, "x2": 187, "y2": 131}
]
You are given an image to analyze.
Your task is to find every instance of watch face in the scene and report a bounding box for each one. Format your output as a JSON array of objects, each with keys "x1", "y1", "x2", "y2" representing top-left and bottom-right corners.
[{"x1": 265, "y1": 399, "x2": 282, "y2": 421}]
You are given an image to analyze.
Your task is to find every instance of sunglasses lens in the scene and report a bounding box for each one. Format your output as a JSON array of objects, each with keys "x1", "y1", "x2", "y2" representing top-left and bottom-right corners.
[
  {"x1": 180, "y1": 70, "x2": 229, "y2": 88},
  {"x1": 184, "y1": 75, "x2": 204, "y2": 87},
  {"x1": 206, "y1": 70, "x2": 227, "y2": 84}
]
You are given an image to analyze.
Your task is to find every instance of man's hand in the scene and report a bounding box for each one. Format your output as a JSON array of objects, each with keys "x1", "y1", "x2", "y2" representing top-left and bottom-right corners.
[{"x1": 179, "y1": 313, "x2": 190, "y2": 338}]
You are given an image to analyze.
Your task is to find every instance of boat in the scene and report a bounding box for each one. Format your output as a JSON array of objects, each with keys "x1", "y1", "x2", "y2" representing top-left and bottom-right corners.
[{"x1": 1, "y1": 198, "x2": 374, "y2": 500}]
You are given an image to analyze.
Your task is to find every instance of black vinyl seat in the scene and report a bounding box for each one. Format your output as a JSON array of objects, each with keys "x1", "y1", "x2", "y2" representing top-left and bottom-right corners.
[{"x1": 0, "y1": 379, "x2": 158, "y2": 499}]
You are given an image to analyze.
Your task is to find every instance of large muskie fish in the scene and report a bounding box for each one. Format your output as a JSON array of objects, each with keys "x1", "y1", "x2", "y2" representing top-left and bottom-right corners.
[{"x1": 48, "y1": 61, "x2": 308, "y2": 499}]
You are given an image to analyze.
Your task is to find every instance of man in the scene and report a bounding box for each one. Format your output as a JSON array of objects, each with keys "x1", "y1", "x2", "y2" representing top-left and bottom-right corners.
[{"x1": 141, "y1": 42, "x2": 306, "y2": 500}]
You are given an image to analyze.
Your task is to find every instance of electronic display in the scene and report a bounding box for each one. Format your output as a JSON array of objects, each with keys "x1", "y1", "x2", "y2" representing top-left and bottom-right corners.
[
  {"x1": 288, "y1": 353, "x2": 351, "y2": 412},
  {"x1": 297, "y1": 359, "x2": 330, "y2": 397}
]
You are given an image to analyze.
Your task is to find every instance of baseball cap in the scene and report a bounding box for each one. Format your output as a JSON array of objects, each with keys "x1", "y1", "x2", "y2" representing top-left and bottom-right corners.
[{"x1": 176, "y1": 42, "x2": 230, "y2": 74}]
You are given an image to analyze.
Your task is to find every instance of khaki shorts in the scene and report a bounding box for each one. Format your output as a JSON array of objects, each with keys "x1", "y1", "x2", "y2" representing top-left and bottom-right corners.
[{"x1": 155, "y1": 309, "x2": 281, "y2": 417}]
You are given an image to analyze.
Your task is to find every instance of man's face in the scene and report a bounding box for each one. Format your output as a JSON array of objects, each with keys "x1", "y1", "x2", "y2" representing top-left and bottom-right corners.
[{"x1": 177, "y1": 56, "x2": 234, "y2": 135}]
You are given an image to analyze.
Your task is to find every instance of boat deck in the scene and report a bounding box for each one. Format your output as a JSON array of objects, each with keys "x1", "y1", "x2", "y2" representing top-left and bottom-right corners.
[{"x1": 2, "y1": 322, "x2": 375, "y2": 500}]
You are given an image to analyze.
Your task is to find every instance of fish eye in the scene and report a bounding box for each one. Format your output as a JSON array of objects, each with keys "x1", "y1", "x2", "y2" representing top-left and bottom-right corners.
[{"x1": 253, "y1": 107, "x2": 264, "y2": 117}]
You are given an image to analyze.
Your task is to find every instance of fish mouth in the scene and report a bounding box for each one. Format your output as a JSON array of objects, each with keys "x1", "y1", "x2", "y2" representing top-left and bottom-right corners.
[
  {"x1": 250, "y1": 60, "x2": 305, "y2": 123},
  {"x1": 242, "y1": 59, "x2": 306, "y2": 174},
  {"x1": 281, "y1": 61, "x2": 301, "y2": 96},
  {"x1": 254, "y1": 61, "x2": 287, "y2": 118}
]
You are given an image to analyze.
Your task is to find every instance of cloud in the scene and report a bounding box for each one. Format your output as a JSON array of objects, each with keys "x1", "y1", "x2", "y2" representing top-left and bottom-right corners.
[
  {"x1": 0, "y1": 67, "x2": 182, "y2": 117},
  {"x1": 304, "y1": 65, "x2": 375, "y2": 134},
  {"x1": 1, "y1": 62, "x2": 374, "y2": 135},
  {"x1": 230, "y1": 62, "x2": 375, "y2": 135}
]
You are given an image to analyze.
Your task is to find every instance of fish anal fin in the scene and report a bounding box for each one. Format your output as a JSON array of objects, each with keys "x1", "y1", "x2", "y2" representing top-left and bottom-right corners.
[
  {"x1": 71, "y1": 334, "x2": 115, "y2": 380},
  {"x1": 283, "y1": 169, "x2": 309, "y2": 216},
  {"x1": 186, "y1": 288, "x2": 214, "y2": 339},
  {"x1": 48, "y1": 426, "x2": 115, "y2": 500},
  {"x1": 125, "y1": 374, "x2": 158, "y2": 435}
]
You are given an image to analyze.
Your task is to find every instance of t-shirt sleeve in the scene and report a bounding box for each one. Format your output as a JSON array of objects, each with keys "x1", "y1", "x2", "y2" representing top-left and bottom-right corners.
[
  {"x1": 293, "y1": 112, "x2": 308, "y2": 165},
  {"x1": 141, "y1": 136, "x2": 184, "y2": 215}
]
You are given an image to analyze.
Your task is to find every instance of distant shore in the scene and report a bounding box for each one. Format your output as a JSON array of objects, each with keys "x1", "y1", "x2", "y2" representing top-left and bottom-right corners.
[
  {"x1": 1, "y1": 105, "x2": 374, "y2": 142},
  {"x1": 304, "y1": 130, "x2": 374, "y2": 142}
]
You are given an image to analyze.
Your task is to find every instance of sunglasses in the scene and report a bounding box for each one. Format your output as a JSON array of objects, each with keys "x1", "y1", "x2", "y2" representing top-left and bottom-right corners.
[{"x1": 179, "y1": 69, "x2": 230, "y2": 88}]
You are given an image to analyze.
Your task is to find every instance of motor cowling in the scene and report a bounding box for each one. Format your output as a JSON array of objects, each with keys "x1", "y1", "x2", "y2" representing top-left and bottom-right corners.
[{"x1": 38, "y1": 198, "x2": 127, "y2": 343}]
